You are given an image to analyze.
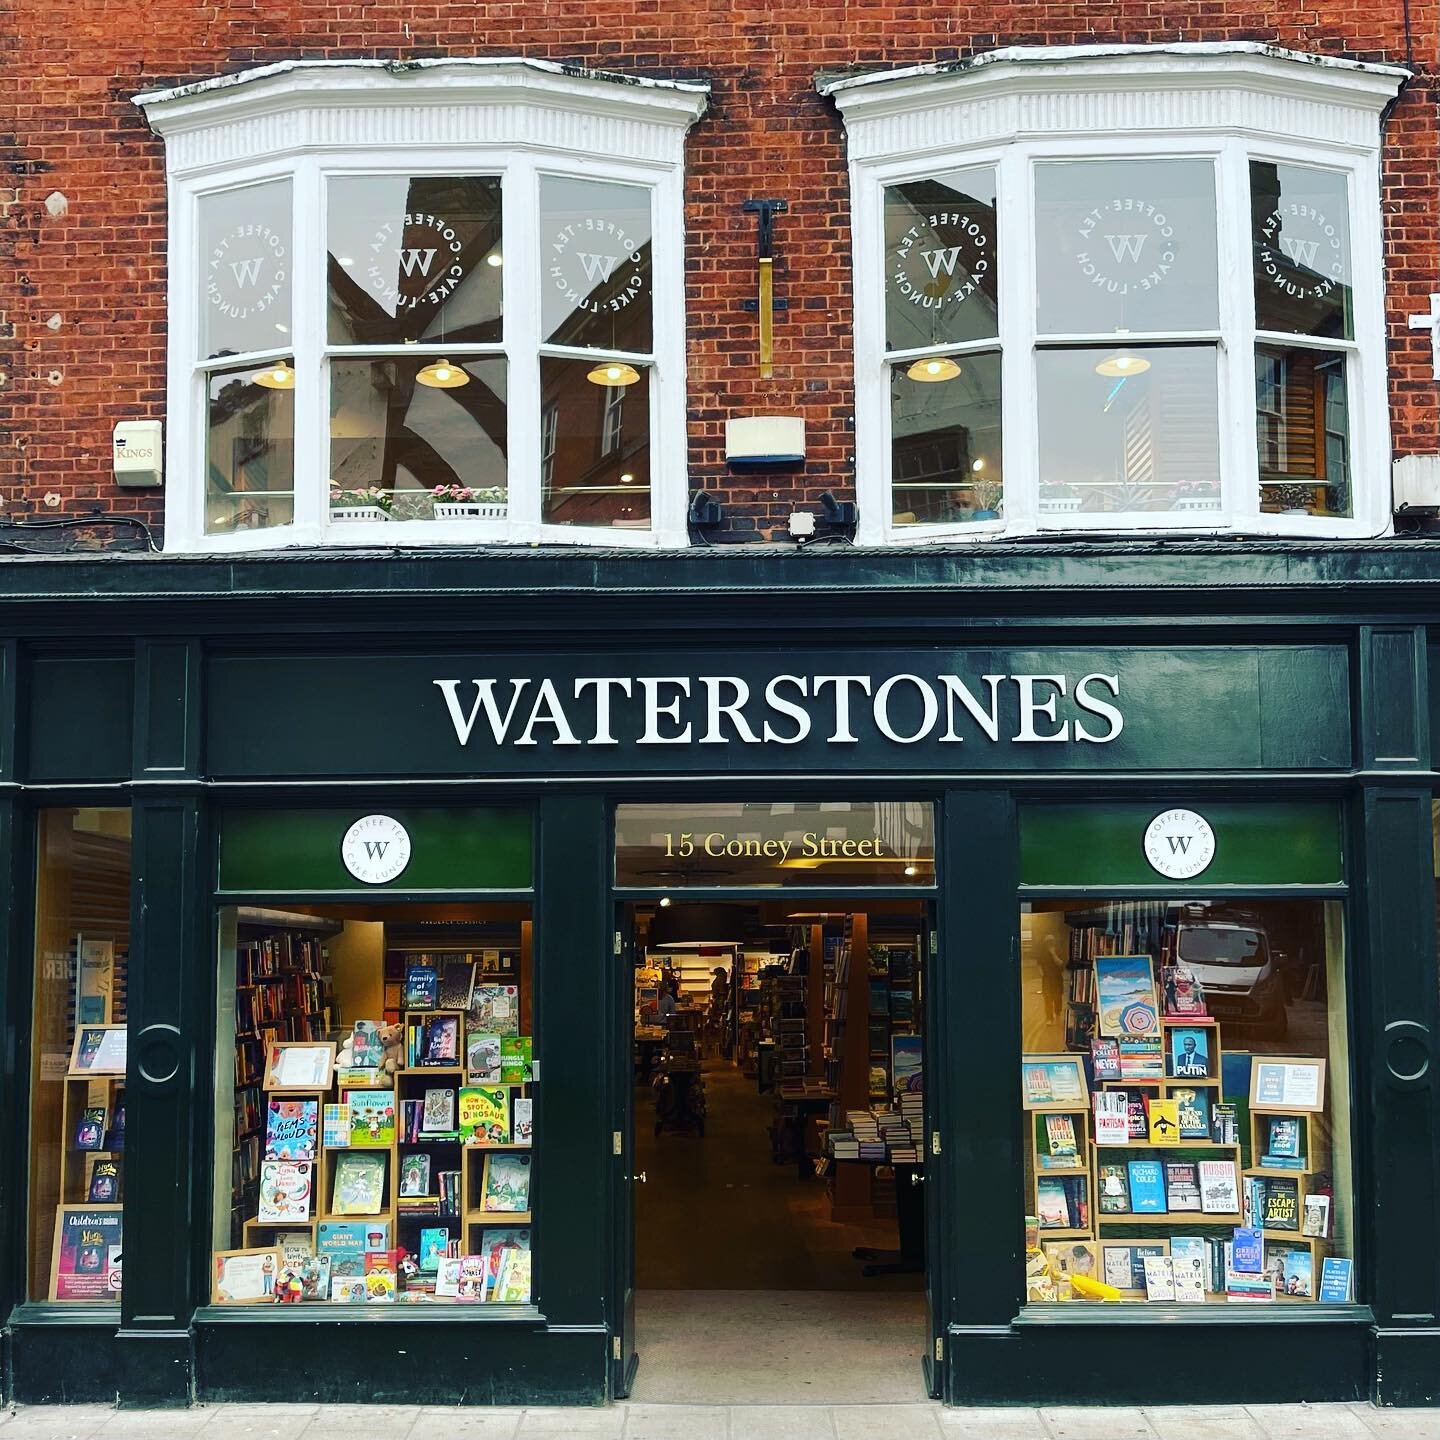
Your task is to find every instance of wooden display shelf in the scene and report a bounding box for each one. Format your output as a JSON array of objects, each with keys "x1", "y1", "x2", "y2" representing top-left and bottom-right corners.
[
  {"x1": 1098, "y1": 1211, "x2": 1242, "y2": 1224},
  {"x1": 463, "y1": 1209, "x2": 532, "y2": 1225},
  {"x1": 1093, "y1": 1140, "x2": 1240, "y2": 1151},
  {"x1": 318, "y1": 1210, "x2": 390, "y2": 1223},
  {"x1": 1036, "y1": 1226, "x2": 1092, "y2": 1241},
  {"x1": 404, "y1": 1064, "x2": 464, "y2": 1076},
  {"x1": 461, "y1": 1141, "x2": 532, "y2": 1152}
]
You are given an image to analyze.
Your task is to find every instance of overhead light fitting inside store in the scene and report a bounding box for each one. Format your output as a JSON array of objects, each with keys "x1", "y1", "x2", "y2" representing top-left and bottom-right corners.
[
  {"x1": 253, "y1": 360, "x2": 296, "y2": 390},
  {"x1": 587, "y1": 361, "x2": 641, "y2": 388},
  {"x1": 1094, "y1": 351, "x2": 1151, "y2": 378},
  {"x1": 416, "y1": 358, "x2": 470, "y2": 389},
  {"x1": 649, "y1": 902, "x2": 744, "y2": 948},
  {"x1": 906, "y1": 355, "x2": 961, "y2": 383}
]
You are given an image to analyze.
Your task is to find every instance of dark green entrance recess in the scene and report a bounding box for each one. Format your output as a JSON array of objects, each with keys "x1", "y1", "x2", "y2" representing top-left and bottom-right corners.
[
  {"x1": 1020, "y1": 801, "x2": 1344, "y2": 888},
  {"x1": 217, "y1": 807, "x2": 534, "y2": 892}
]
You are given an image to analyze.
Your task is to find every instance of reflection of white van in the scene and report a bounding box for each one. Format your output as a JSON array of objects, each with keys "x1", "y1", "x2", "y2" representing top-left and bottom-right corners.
[{"x1": 1166, "y1": 920, "x2": 1288, "y2": 1038}]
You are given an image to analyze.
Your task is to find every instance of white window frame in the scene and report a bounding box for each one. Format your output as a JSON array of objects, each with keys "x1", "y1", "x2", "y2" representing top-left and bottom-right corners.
[
  {"x1": 136, "y1": 59, "x2": 708, "y2": 552},
  {"x1": 821, "y1": 43, "x2": 1408, "y2": 544}
]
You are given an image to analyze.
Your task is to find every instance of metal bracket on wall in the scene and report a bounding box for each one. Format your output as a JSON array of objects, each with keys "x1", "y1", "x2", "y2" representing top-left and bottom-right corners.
[{"x1": 741, "y1": 199, "x2": 789, "y2": 378}]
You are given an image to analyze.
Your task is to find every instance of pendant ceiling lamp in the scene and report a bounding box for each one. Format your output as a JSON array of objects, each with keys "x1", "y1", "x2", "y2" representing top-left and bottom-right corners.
[
  {"x1": 586, "y1": 361, "x2": 642, "y2": 388},
  {"x1": 253, "y1": 360, "x2": 296, "y2": 390},
  {"x1": 1094, "y1": 352, "x2": 1151, "y2": 378},
  {"x1": 906, "y1": 355, "x2": 961, "y2": 383},
  {"x1": 416, "y1": 358, "x2": 470, "y2": 389}
]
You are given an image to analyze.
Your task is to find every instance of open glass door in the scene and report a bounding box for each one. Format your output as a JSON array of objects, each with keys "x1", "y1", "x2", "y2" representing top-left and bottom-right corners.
[
  {"x1": 921, "y1": 904, "x2": 944, "y2": 1399},
  {"x1": 609, "y1": 906, "x2": 638, "y2": 1397}
]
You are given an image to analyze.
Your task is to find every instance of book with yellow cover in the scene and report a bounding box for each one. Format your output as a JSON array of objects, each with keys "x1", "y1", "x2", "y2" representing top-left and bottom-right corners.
[{"x1": 1147, "y1": 1098, "x2": 1181, "y2": 1145}]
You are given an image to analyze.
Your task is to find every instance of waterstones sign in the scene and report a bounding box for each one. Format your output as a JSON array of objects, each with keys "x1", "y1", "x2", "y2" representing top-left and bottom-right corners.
[{"x1": 205, "y1": 645, "x2": 1351, "y2": 778}]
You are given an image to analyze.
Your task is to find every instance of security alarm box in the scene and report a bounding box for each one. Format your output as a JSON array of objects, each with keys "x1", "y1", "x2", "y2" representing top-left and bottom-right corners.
[
  {"x1": 112, "y1": 420, "x2": 163, "y2": 488},
  {"x1": 726, "y1": 415, "x2": 805, "y2": 467}
]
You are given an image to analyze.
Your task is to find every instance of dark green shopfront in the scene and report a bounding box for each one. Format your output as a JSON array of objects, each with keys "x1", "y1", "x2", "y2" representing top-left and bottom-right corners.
[{"x1": 3, "y1": 541, "x2": 1440, "y2": 1409}]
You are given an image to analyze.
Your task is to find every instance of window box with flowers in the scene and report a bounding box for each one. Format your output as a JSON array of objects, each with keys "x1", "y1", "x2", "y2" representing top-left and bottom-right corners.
[
  {"x1": 432, "y1": 486, "x2": 508, "y2": 521},
  {"x1": 329, "y1": 488, "x2": 394, "y2": 524}
]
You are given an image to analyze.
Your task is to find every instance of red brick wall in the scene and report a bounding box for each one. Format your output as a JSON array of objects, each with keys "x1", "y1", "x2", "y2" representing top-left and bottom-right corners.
[{"x1": 3, "y1": 3, "x2": 1436, "y2": 543}]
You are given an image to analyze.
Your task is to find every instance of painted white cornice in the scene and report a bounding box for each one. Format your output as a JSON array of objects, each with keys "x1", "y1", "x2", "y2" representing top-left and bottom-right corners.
[
  {"x1": 818, "y1": 43, "x2": 1409, "y2": 160},
  {"x1": 135, "y1": 58, "x2": 710, "y2": 175}
]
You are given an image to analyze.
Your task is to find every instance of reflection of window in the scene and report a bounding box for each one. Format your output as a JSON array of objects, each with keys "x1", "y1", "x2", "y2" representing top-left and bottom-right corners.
[
  {"x1": 138, "y1": 60, "x2": 705, "y2": 549},
  {"x1": 826, "y1": 45, "x2": 1400, "y2": 540}
]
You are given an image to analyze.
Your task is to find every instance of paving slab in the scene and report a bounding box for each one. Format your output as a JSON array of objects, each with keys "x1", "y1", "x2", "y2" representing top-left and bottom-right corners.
[
  {"x1": 1042, "y1": 1408, "x2": 1157, "y2": 1440},
  {"x1": 1247, "y1": 1405, "x2": 1375, "y2": 1439},
  {"x1": 621, "y1": 1404, "x2": 729, "y2": 1440},
  {"x1": 199, "y1": 1413, "x2": 315, "y2": 1440},
  {"x1": 937, "y1": 1407, "x2": 1052, "y2": 1440},
  {"x1": 1352, "y1": 1405, "x2": 1440, "y2": 1438},
  {"x1": 720, "y1": 1405, "x2": 834, "y2": 1440},
  {"x1": 1145, "y1": 1407, "x2": 1265, "y2": 1440},
  {"x1": 831, "y1": 1403, "x2": 943, "y2": 1440},
  {"x1": 516, "y1": 1408, "x2": 627, "y2": 1438}
]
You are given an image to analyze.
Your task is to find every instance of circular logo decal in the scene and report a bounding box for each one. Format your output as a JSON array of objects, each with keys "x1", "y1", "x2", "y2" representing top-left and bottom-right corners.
[
  {"x1": 366, "y1": 212, "x2": 468, "y2": 312},
  {"x1": 548, "y1": 216, "x2": 646, "y2": 316},
  {"x1": 1075, "y1": 196, "x2": 1177, "y2": 296},
  {"x1": 341, "y1": 814, "x2": 413, "y2": 885},
  {"x1": 890, "y1": 208, "x2": 992, "y2": 314},
  {"x1": 1256, "y1": 202, "x2": 1344, "y2": 303},
  {"x1": 206, "y1": 221, "x2": 288, "y2": 321},
  {"x1": 1143, "y1": 808, "x2": 1216, "y2": 881}
]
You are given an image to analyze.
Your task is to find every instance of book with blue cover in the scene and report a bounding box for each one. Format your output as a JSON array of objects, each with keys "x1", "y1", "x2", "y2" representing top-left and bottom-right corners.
[
  {"x1": 1232, "y1": 1226, "x2": 1264, "y2": 1273},
  {"x1": 1319, "y1": 1256, "x2": 1353, "y2": 1302},
  {"x1": 1127, "y1": 1159, "x2": 1167, "y2": 1213}
]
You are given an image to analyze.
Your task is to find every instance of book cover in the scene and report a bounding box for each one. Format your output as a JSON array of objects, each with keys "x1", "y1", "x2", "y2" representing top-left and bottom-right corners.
[
  {"x1": 1168, "y1": 1026, "x2": 1211, "y2": 1079},
  {"x1": 1127, "y1": 1160, "x2": 1167, "y2": 1214},
  {"x1": 459, "y1": 1085, "x2": 511, "y2": 1144},
  {"x1": 1319, "y1": 1256, "x2": 1353, "y2": 1302},
  {"x1": 276, "y1": 1231, "x2": 313, "y2": 1269},
  {"x1": 403, "y1": 962, "x2": 438, "y2": 1010},
  {"x1": 1243, "y1": 1176, "x2": 1266, "y2": 1228},
  {"x1": 1302, "y1": 1193, "x2": 1332, "y2": 1239},
  {"x1": 87, "y1": 1158, "x2": 120, "y2": 1203},
  {"x1": 419, "y1": 1227, "x2": 450, "y2": 1273},
  {"x1": 466, "y1": 1031, "x2": 503, "y2": 1084},
  {"x1": 265, "y1": 1098, "x2": 319, "y2": 1162},
  {"x1": 492, "y1": 1248, "x2": 532, "y2": 1304},
  {"x1": 1094, "y1": 956, "x2": 1159, "y2": 1038},
  {"x1": 1198, "y1": 1159, "x2": 1240, "y2": 1215},
  {"x1": 1226, "y1": 1268, "x2": 1274, "y2": 1302},
  {"x1": 258, "y1": 1160, "x2": 313, "y2": 1223},
  {"x1": 417, "y1": 1015, "x2": 459, "y2": 1066},
  {"x1": 1263, "y1": 1177, "x2": 1300, "y2": 1231},
  {"x1": 1044, "y1": 1115, "x2": 1078, "y2": 1158},
  {"x1": 297, "y1": 1253, "x2": 332, "y2": 1302},
  {"x1": 481, "y1": 1227, "x2": 532, "y2": 1291},
  {"x1": 421, "y1": 1088, "x2": 457, "y2": 1135},
  {"x1": 1209, "y1": 1103, "x2": 1238, "y2": 1145},
  {"x1": 75, "y1": 1106, "x2": 107, "y2": 1151},
  {"x1": 348, "y1": 1091, "x2": 396, "y2": 1147},
  {"x1": 331, "y1": 1152, "x2": 387, "y2": 1216},
  {"x1": 1117, "y1": 1039, "x2": 1165, "y2": 1081},
  {"x1": 1267, "y1": 1244, "x2": 1314, "y2": 1298},
  {"x1": 1147, "y1": 1099, "x2": 1181, "y2": 1145},
  {"x1": 435, "y1": 1257, "x2": 465, "y2": 1299},
  {"x1": 1103, "y1": 1243, "x2": 1168, "y2": 1293},
  {"x1": 1232, "y1": 1227, "x2": 1264, "y2": 1273},
  {"x1": 106, "y1": 1103, "x2": 125, "y2": 1152},
  {"x1": 1090, "y1": 1037, "x2": 1121, "y2": 1081},
  {"x1": 500, "y1": 1035, "x2": 533, "y2": 1084},
  {"x1": 1124, "y1": 1091, "x2": 1152, "y2": 1140},
  {"x1": 1098, "y1": 1164, "x2": 1131, "y2": 1214},
  {"x1": 481, "y1": 1152, "x2": 532, "y2": 1213},
  {"x1": 1164, "y1": 1160, "x2": 1202, "y2": 1212},
  {"x1": 1093, "y1": 1091, "x2": 1129, "y2": 1147},
  {"x1": 471, "y1": 984, "x2": 520, "y2": 1036},
  {"x1": 363, "y1": 1252, "x2": 397, "y2": 1302},
  {"x1": 438, "y1": 959, "x2": 478, "y2": 1011},
  {"x1": 398, "y1": 1152, "x2": 431, "y2": 1197},
  {"x1": 513, "y1": 1097, "x2": 534, "y2": 1145},
  {"x1": 1143, "y1": 1256, "x2": 1175, "y2": 1301},
  {"x1": 456, "y1": 1254, "x2": 489, "y2": 1302},
  {"x1": 1173, "y1": 1255, "x2": 1206, "y2": 1302},
  {"x1": 1036, "y1": 1177, "x2": 1071, "y2": 1228},
  {"x1": 1172, "y1": 1087, "x2": 1210, "y2": 1140},
  {"x1": 1267, "y1": 1116, "x2": 1302, "y2": 1159},
  {"x1": 317, "y1": 1220, "x2": 391, "y2": 1277},
  {"x1": 1170, "y1": 1236, "x2": 1207, "y2": 1271},
  {"x1": 331, "y1": 1276, "x2": 366, "y2": 1304},
  {"x1": 1162, "y1": 963, "x2": 1208, "y2": 1018},
  {"x1": 322, "y1": 1104, "x2": 348, "y2": 1149}
]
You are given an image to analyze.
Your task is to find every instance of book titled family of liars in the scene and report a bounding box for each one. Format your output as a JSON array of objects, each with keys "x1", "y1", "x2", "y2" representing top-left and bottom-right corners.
[{"x1": 1024, "y1": 953, "x2": 1346, "y2": 1303}]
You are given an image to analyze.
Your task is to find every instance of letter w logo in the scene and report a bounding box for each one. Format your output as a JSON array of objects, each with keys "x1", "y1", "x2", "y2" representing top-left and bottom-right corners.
[
  {"x1": 921, "y1": 247, "x2": 963, "y2": 278},
  {"x1": 1105, "y1": 233, "x2": 1148, "y2": 262},
  {"x1": 1166, "y1": 834, "x2": 1192, "y2": 855},
  {"x1": 1280, "y1": 236, "x2": 1321, "y2": 268},
  {"x1": 363, "y1": 840, "x2": 390, "y2": 860},
  {"x1": 229, "y1": 257, "x2": 264, "y2": 287},
  {"x1": 398, "y1": 248, "x2": 437, "y2": 277},
  {"x1": 578, "y1": 252, "x2": 620, "y2": 283}
]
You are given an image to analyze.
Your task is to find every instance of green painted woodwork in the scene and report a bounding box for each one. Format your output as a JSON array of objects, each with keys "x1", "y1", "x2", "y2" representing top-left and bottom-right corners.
[
  {"x1": 1020, "y1": 801, "x2": 1344, "y2": 887},
  {"x1": 25, "y1": 656, "x2": 132, "y2": 783},
  {"x1": 217, "y1": 806, "x2": 533, "y2": 892}
]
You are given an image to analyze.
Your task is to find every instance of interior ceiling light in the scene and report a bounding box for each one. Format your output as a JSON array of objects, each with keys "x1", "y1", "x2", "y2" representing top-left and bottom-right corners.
[
  {"x1": 905, "y1": 356, "x2": 961, "y2": 383},
  {"x1": 586, "y1": 361, "x2": 642, "y2": 388},
  {"x1": 253, "y1": 360, "x2": 296, "y2": 390},
  {"x1": 416, "y1": 358, "x2": 470, "y2": 389},
  {"x1": 1094, "y1": 352, "x2": 1151, "y2": 378},
  {"x1": 486, "y1": 253, "x2": 503, "y2": 268}
]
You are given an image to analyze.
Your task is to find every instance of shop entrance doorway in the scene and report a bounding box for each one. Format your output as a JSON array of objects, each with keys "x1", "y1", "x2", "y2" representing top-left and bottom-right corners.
[{"x1": 615, "y1": 898, "x2": 933, "y2": 1403}]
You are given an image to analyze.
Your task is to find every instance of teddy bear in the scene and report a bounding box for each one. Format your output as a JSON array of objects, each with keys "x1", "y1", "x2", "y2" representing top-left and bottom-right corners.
[{"x1": 334, "y1": 1021, "x2": 406, "y2": 1083}]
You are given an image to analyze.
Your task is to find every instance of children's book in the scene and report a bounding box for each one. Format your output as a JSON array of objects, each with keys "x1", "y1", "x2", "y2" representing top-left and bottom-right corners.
[
  {"x1": 1164, "y1": 1160, "x2": 1202, "y2": 1212},
  {"x1": 1319, "y1": 1256, "x2": 1353, "y2": 1302},
  {"x1": 500, "y1": 1035, "x2": 533, "y2": 1084},
  {"x1": 435, "y1": 1257, "x2": 465, "y2": 1299},
  {"x1": 1090, "y1": 1037, "x2": 1122, "y2": 1082},
  {"x1": 456, "y1": 1254, "x2": 488, "y2": 1302},
  {"x1": 404, "y1": 962, "x2": 439, "y2": 1010},
  {"x1": 87, "y1": 1158, "x2": 120, "y2": 1203},
  {"x1": 459, "y1": 1085, "x2": 511, "y2": 1144},
  {"x1": 480, "y1": 1227, "x2": 531, "y2": 1290},
  {"x1": 276, "y1": 1231, "x2": 313, "y2": 1269},
  {"x1": 363, "y1": 1251, "x2": 397, "y2": 1302},
  {"x1": 492, "y1": 1248, "x2": 532, "y2": 1304},
  {"x1": 481, "y1": 1153, "x2": 532, "y2": 1213},
  {"x1": 466, "y1": 1032, "x2": 503, "y2": 1084},
  {"x1": 331, "y1": 1276, "x2": 367, "y2": 1303},
  {"x1": 1143, "y1": 1256, "x2": 1175, "y2": 1301},
  {"x1": 265, "y1": 1098, "x2": 319, "y2": 1161},
  {"x1": 1147, "y1": 1099, "x2": 1181, "y2": 1145},
  {"x1": 1127, "y1": 1160, "x2": 1167, "y2": 1214},
  {"x1": 1098, "y1": 1164, "x2": 1131, "y2": 1214},
  {"x1": 106, "y1": 1103, "x2": 125, "y2": 1152},
  {"x1": 1199, "y1": 1159, "x2": 1240, "y2": 1215},
  {"x1": 331, "y1": 1152, "x2": 387, "y2": 1216},
  {"x1": 1231, "y1": 1227, "x2": 1264, "y2": 1273},
  {"x1": 470, "y1": 984, "x2": 519, "y2": 1036},
  {"x1": 317, "y1": 1220, "x2": 390, "y2": 1277},
  {"x1": 258, "y1": 1160, "x2": 313, "y2": 1223},
  {"x1": 513, "y1": 1097, "x2": 534, "y2": 1145},
  {"x1": 1263, "y1": 1177, "x2": 1300, "y2": 1231},
  {"x1": 1172, "y1": 1255, "x2": 1206, "y2": 1302},
  {"x1": 419, "y1": 1227, "x2": 450, "y2": 1273},
  {"x1": 421, "y1": 1088, "x2": 457, "y2": 1136},
  {"x1": 351, "y1": 1020, "x2": 383, "y2": 1070},
  {"x1": 75, "y1": 1107, "x2": 107, "y2": 1151},
  {"x1": 1302, "y1": 1193, "x2": 1332, "y2": 1239},
  {"x1": 1171, "y1": 1087, "x2": 1210, "y2": 1140},
  {"x1": 349, "y1": 1090, "x2": 396, "y2": 1147},
  {"x1": 1093, "y1": 1091, "x2": 1129, "y2": 1147},
  {"x1": 322, "y1": 1104, "x2": 349, "y2": 1149},
  {"x1": 438, "y1": 959, "x2": 478, "y2": 1011},
  {"x1": 1094, "y1": 956, "x2": 1159, "y2": 1038},
  {"x1": 398, "y1": 1152, "x2": 431, "y2": 1197}
]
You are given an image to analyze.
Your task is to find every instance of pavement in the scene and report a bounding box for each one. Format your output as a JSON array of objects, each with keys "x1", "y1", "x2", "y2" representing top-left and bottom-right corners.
[{"x1": 3, "y1": 1403, "x2": 1440, "y2": 1440}]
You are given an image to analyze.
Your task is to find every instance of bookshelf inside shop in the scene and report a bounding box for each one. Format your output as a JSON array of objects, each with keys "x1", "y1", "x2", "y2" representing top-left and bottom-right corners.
[
  {"x1": 216, "y1": 911, "x2": 534, "y2": 1306},
  {"x1": 1022, "y1": 899, "x2": 1352, "y2": 1305}
]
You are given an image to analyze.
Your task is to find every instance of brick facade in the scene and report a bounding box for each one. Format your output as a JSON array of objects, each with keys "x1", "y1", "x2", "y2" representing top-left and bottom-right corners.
[{"x1": 3, "y1": 3, "x2": 1436, "y2": 542}]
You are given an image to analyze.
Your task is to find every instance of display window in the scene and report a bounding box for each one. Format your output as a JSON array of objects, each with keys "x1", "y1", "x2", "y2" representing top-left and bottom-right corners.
[
  {"x1": 211, "y1": 904, "x2": 535, "y2": 1307},
  {"x1": 28, "y1": 808, "x2": 132, "y2": 1303},
  {"x1": 1020, "y1": 890, "x2": 1353, "y2": 1305}
]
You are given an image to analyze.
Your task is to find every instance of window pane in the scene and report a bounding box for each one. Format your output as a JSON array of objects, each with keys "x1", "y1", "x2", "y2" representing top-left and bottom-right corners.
[
  {"x1": 891, "y1": 351, "x2": 1002, "y2": 526},
  {"x1": 327, "y1": 176, "x2": 503, "y2": 347},
  {"x1": 540, "y1": 358, "x2": 649, "y2": 530},
  {"x1": 206, "y1": 363, "x2": 295, "y2": 535},
  {"x1": 31, "y1": 808, "x2": 131, "y2": 1302},
  {"x1": 199, "y1": 181, "x2": 293, "y2": 361},
  {"x1": 884, "y1": 168, "x2": 998, "y2": 350},
  {"x1": 540, "y1": 176, "x2": 652, "y2": 353},
  {"x1": 214, "y1": 905, "x2": 536, "y2": 1307},
  {"x1": 329, "y1": 358, "x2": 507, "y2": 521},
  {"x1": 1037, "y1": 347, "x2": 1220, "y2": 517},
  {"x1": 1251, "y1": 163, "x2": 1352, "y2": 341},
  {"x1": 1256, "y1": 345, "x2": 1351, "y2": 519},
  {"x1": 1021, "y1": 896, "x2": 1352, "y2": 1307},
  {"x1": 1035, "y1": 160, "x2": 1219, "y2": 336}
]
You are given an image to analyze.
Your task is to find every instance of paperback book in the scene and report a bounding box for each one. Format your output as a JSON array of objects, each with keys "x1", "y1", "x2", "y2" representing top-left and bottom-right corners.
[
  {"x1": 1098, "y1": 1164, "x2": 1131, "y2": 1214},
  {"x1": 1094, "y1": 956, "x2": 1159, "y2": 1038},
  {"x1": 1147, "y1": 1098, "x2": 1181, "y2": 1145},
  {"x1": 1127, "y1": 1160, "x2": 1167, "y2": 1214},
  {"x1": 1143, "y1": 1256, "x2": 1175, "y2": 1301},
  {"x1": 513, "y1": 1097, "x2": 534, "y2": 1145},
  {"x1": 398, "y1": 1152, "x2": 432, "y2": 1197},
  {"x1": 349, "y1": 1090, "x2": 396, "y2": 1147},
  {"x1": 258, "y1": 1160, "x2": 313, "y2": 1223},
  {"x1": 1171, "y1": 1087, "x2": 1209, "y2": 1140},
  {"x1": 322, "y1": 1103, "x2": 349, "y2": 1149},
  {"x1": 421, "y1": 1087, "x2": 457, "y2": 1136},
  {"x1": 75, "y1": 1107, "x2": 107, "y2": 1151},
  {"x1": 500, "y1": 1035, "x2": 533, "y2": 1084},
  {"x1": 331, "y1": 1152, "x2": 387, "y2": 1216},
  {"x1": 1198, "y1": 1159, "x2": 1240, "y2": 1215},
  {"x1": 1164, "y1": 1160, "x2": 1202, "y2": 1212},
  {"x1": 459, "y1": 1086, "x2": 511, "y2": 1144},
  {"x1": 466, "y1": 1032, "x2": 503, "y2": 1084},
  {"x1": 1263, "y1": 1177, "x2": 1301, "y2": 1231},
  {"x1": 1090, "y1": 1037, "x2": 1121, "y2": 1081},
  {"x1": 403, "y1": 962, "x2": 438, "y2": 1009},
  {"x1": 265, "y1": 1098, "x2": 319, "y2": 1161},
  {"x1": 1093, "y1": 1091, "x2": 1129, "y2": 1146}
]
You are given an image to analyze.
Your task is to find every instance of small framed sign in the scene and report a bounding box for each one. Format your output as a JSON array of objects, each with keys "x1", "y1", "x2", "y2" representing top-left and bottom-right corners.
[
  {"x1": 1250, "y1": 1057, "x2": 1326, "y2": 1113},
  {"x1": 213, "y1": 1247, "x2": 283, "y2": 1304},
  {"x1": 1021, "y1": 1053, "x2": 1090, "y2": 1112},
  {"x1": 263, "y1": 1041, "x2": 337, "y2": 1094},
  {"x1": 67, "y1": 1024, "x2": 127, "y2": 1077},
  {"x1": 50, "y1": 1204, "x2": 123, "y2": 1300}
]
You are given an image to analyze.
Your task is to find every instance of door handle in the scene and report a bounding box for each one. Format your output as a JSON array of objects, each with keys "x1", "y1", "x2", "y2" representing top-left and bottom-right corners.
[
  {"x1": 910, "y1": 1172, "x2": 924, "y2": 1186},
  {"x1": 634, "y1": 1171, "x2": 648, "y2": 1184}
]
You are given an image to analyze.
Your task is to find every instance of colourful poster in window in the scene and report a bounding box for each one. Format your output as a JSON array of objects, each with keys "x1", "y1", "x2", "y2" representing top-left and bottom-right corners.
[{"x1": 50, "y1": 1205, "x2": 123, "y2": 1301}]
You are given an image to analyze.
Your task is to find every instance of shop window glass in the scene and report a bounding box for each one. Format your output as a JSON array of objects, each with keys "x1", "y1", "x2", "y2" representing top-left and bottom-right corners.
[
  {"x1": 29, "y1": 808, "x2": 131, "y2": 1303},
  {"x1": 1020, "y1": 897, "x2": 1353, "y2": 1305},
  {"x1": 1250, "y1": 162, "x2": 1352, "y2": 342},
  {"x1": 540, "y1": 357, "x2": 650, "y2": 529},
  {"x1": 199, "y1": 179, "x2": 293, "y2": 361},
  {"x1": 212, "y1": 906, "x2": 536, "y2": 1307},
  {"x1": 1255, "y1": 345, "x2": 1351, "y2": 519},
  {"x1": 207, "y1": 363, "x2": 296, "y2": 534}
]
